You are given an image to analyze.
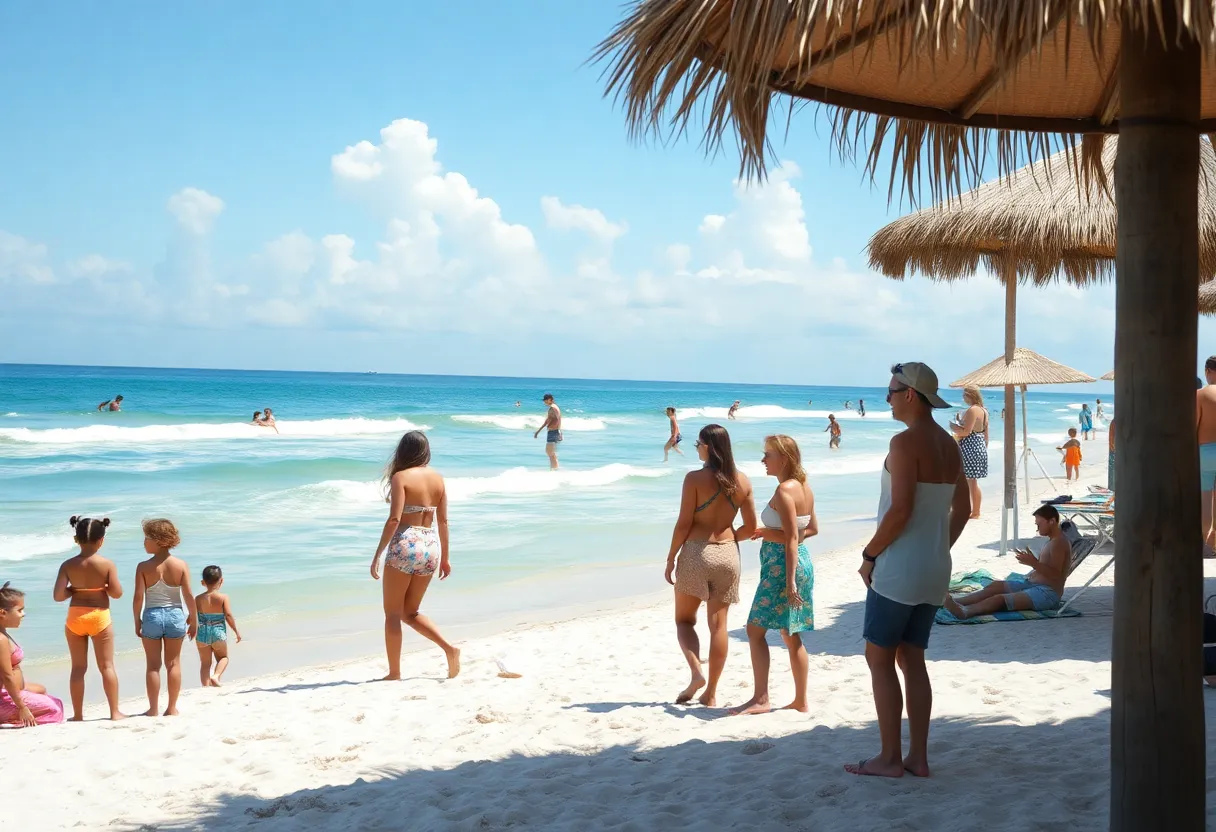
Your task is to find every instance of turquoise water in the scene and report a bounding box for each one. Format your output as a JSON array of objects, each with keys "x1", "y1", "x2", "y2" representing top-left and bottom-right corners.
[{"x1": 0, "y1": 364, "x2": 1110, "y2": 673}]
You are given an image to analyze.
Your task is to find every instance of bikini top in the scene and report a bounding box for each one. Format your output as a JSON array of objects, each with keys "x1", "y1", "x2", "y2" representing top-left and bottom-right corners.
[
  {"x1": 968, "y1": 407, "x2": 988, "y2": 435},
  {"x1": 760, "y1": 503, "x2": 812, "y2": 530},
  {"x1": 4, "y1": 635, "x2": 21, "y2": 667},
  {"x1": 401, "y1": 505, "x2": 436, "y2": 513},
  {"x1": 695, "y1": 487, "x2": 737, "y2": 513}
]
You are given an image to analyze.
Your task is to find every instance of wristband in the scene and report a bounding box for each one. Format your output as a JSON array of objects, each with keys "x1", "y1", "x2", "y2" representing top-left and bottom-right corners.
[{"x1": 862, "y1": 549, "x2": 877, "y2": 563}]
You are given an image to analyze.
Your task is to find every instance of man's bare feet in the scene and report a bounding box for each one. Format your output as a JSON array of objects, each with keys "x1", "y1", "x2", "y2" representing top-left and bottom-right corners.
[
  {"x1": 697, "y1": 691, "x2": 716, "y2": 707},
  {"x1": 902, "y1": 756, "x2": 931, "y2": 777},
  {"x1": 780, "y1": 701, "x2": 809, "y2": 713},
  {"x1": 163, "y1": 707, "x2": 180, "y2": 716},
  {"x1": 844, "y1": 757, "x2": 905, "y2": 778},
  {"x1": 729, "y1": 696, "x2": 771, "y2": 716},
  {"x1": 942, "y1": 596, "x2": 969, "y2": 620},
  {"x1": 446, "y1": 648, "x2": 461, "y2": 679},
  {"x1": 675, "y1": 674, "x2": 706, "y2": 704},
  {"x1": 379, "y1": 673, "x2": 402, "y2": 682}
]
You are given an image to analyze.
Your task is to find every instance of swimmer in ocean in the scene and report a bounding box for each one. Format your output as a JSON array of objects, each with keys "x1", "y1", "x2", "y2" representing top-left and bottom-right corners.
[
  {"x1": 728, "y1": 400, "x2": 741, "y2": 420},
  {"x1": 96, "y1": 395, "x2": 123, "y2": 412}
]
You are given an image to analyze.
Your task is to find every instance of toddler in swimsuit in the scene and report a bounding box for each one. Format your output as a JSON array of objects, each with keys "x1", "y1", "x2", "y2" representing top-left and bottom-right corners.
[{"x1": 194, "y1": 565, "x2": 242, "y2": 688}]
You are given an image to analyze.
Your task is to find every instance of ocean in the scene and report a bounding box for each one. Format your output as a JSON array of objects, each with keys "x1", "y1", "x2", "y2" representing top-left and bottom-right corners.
[{"x1": 0, "y1": 364, "x2": 1110, "y2": 678}]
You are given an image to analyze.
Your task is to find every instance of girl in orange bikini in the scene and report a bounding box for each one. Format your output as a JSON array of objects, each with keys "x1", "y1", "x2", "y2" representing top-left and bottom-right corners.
[
  {"x1": 52, "y1": 516, "x2": 126, "y2": 721},
  {"x1": 1057, "y1": 428, "x2": 1083, "y2": 482}
]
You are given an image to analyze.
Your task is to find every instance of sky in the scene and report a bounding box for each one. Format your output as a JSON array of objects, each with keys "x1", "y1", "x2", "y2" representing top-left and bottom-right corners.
[{"x1": 0, "y1": 1, "x2": 1205, "y2": 387}]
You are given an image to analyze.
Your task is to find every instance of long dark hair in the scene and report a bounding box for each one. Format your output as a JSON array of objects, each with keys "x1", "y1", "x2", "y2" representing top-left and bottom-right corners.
[
  {"x1": 384, "y1": 431, "x2": 431, "y2": 498},
  {"x1": 699, "y1": 424, "x2": 739, "y2": 496}
]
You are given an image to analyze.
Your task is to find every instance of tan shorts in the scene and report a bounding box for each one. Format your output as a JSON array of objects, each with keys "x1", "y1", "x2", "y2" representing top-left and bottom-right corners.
[{"x1": 675, "y1": 539, "x2": 740, "y2": 605}]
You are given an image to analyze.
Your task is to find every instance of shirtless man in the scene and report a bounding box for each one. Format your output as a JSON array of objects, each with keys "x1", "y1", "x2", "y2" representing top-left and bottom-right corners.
[
  {"x1": 261, "y1": 408, "x2": 279, "y2": 434},
  {"x1": 1198, "y1": 356, "x2": 1216, "y2": 549},
  {"x1": 96, "y1": 395, "x2": 123, "y2": 412},
  {"x1": 727, "y1": 400, "x2": 741, "y2": 420},
  {"x1": 943, "y1": 504, "x2": 1070, "y2": 619},
  {"x1": 825, "y1": 414, "x2": 842, "y2": 450},
  {"x1": 663, "y1": 407, "x2": 684, "y2": 461},
  {"x1": 533, "y1": 394, "x2": 562, "y2": 470}
]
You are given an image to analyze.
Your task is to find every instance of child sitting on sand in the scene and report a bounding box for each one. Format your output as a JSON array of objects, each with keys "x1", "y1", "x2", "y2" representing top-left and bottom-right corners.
[
  {"x1": 0, "y1": 583, "x2": 65, "y2": 726},
  {"x1": 1057, "y1": 428, "x2": 1082, "y2": 482},
  {"x1": 195, "y1": 565, "x2": 242, "y2": 687}
]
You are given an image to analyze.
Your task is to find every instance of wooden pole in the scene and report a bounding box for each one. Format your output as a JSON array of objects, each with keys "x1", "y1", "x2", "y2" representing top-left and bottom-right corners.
[
  {"x1": 1112, "y1": 11, "x2": 1204, "y2": 828},
  {"x1": 1003, "y1": 266, "x2": 1017, "y2": 550},
  {"x1": 1020, "y1": 384, "x2": 1030, "y2": 502}
]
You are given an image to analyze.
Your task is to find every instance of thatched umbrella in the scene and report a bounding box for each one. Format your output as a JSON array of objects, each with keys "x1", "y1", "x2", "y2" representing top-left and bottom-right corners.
[
  {"x1": 952, "y1": 349, "x2": 1096, "y2": 548},
  {"x1": 597, "y1": 0, "x2": 1208, "y2": 820},
  {"x1": 1102, "y1": 370, "x2": 1117, "y2": 381}
]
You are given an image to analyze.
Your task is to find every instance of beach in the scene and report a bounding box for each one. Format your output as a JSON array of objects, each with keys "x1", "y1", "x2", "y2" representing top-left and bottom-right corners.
[{"x1": 10, "y1": 441, "x2": 1215, "y2": 831}]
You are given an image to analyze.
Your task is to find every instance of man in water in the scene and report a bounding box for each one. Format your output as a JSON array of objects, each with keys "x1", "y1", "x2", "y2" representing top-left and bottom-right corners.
[
  {"x1": 858, "y1": 399, "x2": 866, "y2": 417},
  {"x1": 844, "y1": 400, "x2": 852, "y2": 410},
  {"x1": 727, "y1": 400, "x2": 740, "y2": 420},
  {"x1": 96, "y1": 395, "x2": 123, "y2": 412},
  {"x1": 942, "y1": 504, "x2": 1069, "y2": 619},
  {"x1": 533, "y1": 394, "x2": 562, "y2": 470},
  {"x1": 1197, "y1": 356, "x2": 1216, "y2": 550},
  {"x1": 663, "y1": 406, "x2": 683, "y2": 462},
  {"x1": 1095, "y1": 398, "x2": 1106, "y2": 422},
  {"x1": 825, "y1": 414, "x2": 842, "y2": 450},
  {"x1": 848, "y1": 361, "x2": 969, "y2": 779},
  {"x1": 261, "y1": 408, "x2": 279, "y2": 434}
]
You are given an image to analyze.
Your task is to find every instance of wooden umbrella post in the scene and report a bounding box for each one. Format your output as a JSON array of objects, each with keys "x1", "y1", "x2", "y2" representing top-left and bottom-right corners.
[
  {"x1": 1112, "y1": 10, "x2": 1204, "y2": 828},
  {"x1": 1003, "y1": 266, "x2": 1018, "y2": 551},
  {"x1": 1020, "y1": 384, "x2": 1030, "y2": 501}
]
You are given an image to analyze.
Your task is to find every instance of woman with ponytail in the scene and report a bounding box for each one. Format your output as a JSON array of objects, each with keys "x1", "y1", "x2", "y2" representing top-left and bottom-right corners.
[
  {"x1": 664, "y1": 423, "x2": 756, "y2": 707},
  {"x1": 52, "y1": 516, "x2": 125, "y2": 721},
  {"x1": 733, "y1": 434, "x2": 817, "y2": 716}
]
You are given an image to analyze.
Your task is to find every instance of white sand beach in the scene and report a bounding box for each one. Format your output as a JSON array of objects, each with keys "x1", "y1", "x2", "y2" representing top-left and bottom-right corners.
[{"x1": 10, "y1": 445, "x2": 1216, "y2": 831}]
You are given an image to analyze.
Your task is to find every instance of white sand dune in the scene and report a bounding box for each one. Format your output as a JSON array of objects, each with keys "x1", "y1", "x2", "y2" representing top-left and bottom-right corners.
[{"x1": 10, "y1": 443, "x2": 1216, "y2": 830}]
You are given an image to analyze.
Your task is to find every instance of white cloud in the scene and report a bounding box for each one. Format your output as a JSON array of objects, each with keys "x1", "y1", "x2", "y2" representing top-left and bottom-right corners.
[
  {"x1": 0, "y1": 231, "x2": 53, "y2": 283},
  {"x1": 66, "y1": 254, "x2": 130, "y2": 279},
  {"x1": 261, "y1": 231, "x2": 317, "y2": 278},
  {"x1": 167, "y1": 188, "x2": 225, "y2": 235},
  {"x1": 540, "y1": 196, "x2": 627, "y2": 242}
]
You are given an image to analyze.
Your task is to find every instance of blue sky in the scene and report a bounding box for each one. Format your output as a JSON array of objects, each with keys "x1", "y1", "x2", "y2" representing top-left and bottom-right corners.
[{"x1": 0, "y1": 1, "x2": 1198, "y2": 387}]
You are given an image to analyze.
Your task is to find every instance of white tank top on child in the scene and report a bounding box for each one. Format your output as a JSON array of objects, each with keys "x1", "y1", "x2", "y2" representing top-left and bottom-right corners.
[{"x1": 870, "y1": 465, "x2": 955, "y2": 606}]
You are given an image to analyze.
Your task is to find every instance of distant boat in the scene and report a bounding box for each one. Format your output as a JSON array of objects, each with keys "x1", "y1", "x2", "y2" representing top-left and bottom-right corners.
[{"x1": 366, "y1": 371, "x2": 378, "y2": 374}]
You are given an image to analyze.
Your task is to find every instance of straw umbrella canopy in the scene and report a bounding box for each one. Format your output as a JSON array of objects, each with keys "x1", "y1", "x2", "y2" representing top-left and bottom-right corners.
[
  {"x1": 596, "y1": 0, "x2": 1208, "y2": 822},
  {"x1": 1101, "y1": 370, "x2": 1116, "y2": 381}
]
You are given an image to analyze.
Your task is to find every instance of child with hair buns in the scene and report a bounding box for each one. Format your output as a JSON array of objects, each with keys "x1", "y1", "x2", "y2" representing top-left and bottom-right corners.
[
  {"x1": 0, "y1": 582, "x2": 65, "y2": 726},
  {"x1": 52, "y1": 516, "x2": 125, "y2": 721}
]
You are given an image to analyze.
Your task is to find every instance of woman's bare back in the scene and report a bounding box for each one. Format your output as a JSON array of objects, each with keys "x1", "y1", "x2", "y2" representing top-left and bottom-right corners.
[
  {"x1": 686, "y1": 468, "x2": 751, "y2": 542},
  {"x1": 393, "y1": 467, "x2": 446, "y2": 525}
]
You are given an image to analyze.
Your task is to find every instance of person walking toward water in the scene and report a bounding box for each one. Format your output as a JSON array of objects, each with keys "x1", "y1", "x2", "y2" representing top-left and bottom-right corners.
[
  {"x1": 533, "y1": 394, "x2": 562, "y2": 470},
  {"x1": 96, "y1": 395, "x2": 123, "y2": 412},
  {"x1": 370, "y1": 431, "x2": 460, "y2": 681},
  {"x1": 950, "y1": 386, "x2": 989, "y2": 520},
  {"x1": 133, "y1": 519, "x2": 197, "y2": 716},
  {"x1": 1057, "y1": 428, "x2": 1082, "y2": 481},
  {"x1": 847, "y1": 362, "x2": 970, "y2": 778},
  {"x1": 0, "y1": 583, "x2": 65, "y2": 726},
  {"x1": 665, "y1": 424, "x2": 757, "y2": 706},
  {"x1": 663, "y1": 407, "x2": 684, "y2": 461},
  {"x1": 195, "y1": 566, "x2": 241, "y2": 687},
  {"x1": 1198, "y1": 357, "x2": 1216, "y2": 552},
  {"x1": 1079, "y1": 403, "x2": 1094, "y2": 440},
  {"x1": 733, "y1": 435, "x2": 817, "y2": 716},
  {"x1": 53, "y1": 516, "x2": 125, "y2": 721},
  {"x1": 825, "y1": 414, "x2": 841, "y2": 450}
]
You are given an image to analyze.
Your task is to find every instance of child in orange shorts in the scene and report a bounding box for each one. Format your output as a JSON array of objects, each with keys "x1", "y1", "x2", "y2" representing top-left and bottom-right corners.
[{"x1": 1057, "y1": 428, "x2": 1083, "y2": 482}]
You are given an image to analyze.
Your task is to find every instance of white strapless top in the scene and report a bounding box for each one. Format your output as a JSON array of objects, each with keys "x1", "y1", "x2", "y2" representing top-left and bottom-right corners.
[{"x1": 760, "y1": 503, "x2": 811, "y2": 531}]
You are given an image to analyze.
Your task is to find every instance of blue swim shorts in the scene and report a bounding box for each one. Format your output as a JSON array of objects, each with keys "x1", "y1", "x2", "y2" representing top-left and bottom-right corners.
[
  {"x1": 142, "y1": 606, "x2": 187, "y2": 640},
  {"x1": 1002, "y1": 581, "x2": 1061, "y2": 612},
  {"x1": 862, "y1": 588, "x2": 937, "y2": 649},
  {"x1": 546, "y1": 430, "x2": 563, "y2": 444},
  {"x1": 1201, "y1": 443, "x2": 1216, "y2": 491}
]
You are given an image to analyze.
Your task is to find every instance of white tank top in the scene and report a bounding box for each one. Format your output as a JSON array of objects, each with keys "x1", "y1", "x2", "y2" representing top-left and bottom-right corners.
[{"x1": 870, "y1": 466, "x2": 955, "y2": 606}]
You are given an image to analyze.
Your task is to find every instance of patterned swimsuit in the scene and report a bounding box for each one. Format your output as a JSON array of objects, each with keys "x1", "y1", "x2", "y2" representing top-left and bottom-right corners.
[{"x1": 386, "y1": 525, "x2": 441, "y2": 576}]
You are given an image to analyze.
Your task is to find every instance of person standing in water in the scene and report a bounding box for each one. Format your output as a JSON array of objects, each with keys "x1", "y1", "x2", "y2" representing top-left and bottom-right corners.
[
  {"x1": 825, "y1": 414, "x2": 842, "y2": 450},
  {"x1": 663, "y1": 407, "x2": 684, "y2": 461},
  {"x1": 727, "y1": 400, "x2": 741, "y2": 420},
  {"x1": 1095, "y1": 399, "x2": 1106, "y2": 422},
  {"x1": 533, "y1": 394, "x2": 562, "y2": 470},
  {"x1": 665, "y1": 424, "x2": 757, "y2": 707},
  {"x1": 97, "y1": 395, "x2": 123, "y2": 412},
  {"x1": 734, "y1": 435, "x2": 817, "y2": 716},
  {"x1": 847, "y1": 362, "x2": 970, "y2": 779},
  {"x1": 370, "y1": 431, "x2": 460, "y2": 680},
  {"x1": 1079, "y1": 403, "x2": 1094, "y2": 440},
  {"x1": 858, "y1": 399, "x2": 866, "y2": 417}
]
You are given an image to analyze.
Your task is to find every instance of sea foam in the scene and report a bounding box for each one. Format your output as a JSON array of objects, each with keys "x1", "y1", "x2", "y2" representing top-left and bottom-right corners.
[
  {"x1": 676, "y1": 405, "x2": 891, "y2": 421},
  {"x1": 0, "y1": 417, "x2": 430, "y2": 445},
  {"x1": 452, "y1": 415, "x2": 608, "y2": 431},
  {"x1": 0, "y1": 533, "x2": 70, "y2": 562}
]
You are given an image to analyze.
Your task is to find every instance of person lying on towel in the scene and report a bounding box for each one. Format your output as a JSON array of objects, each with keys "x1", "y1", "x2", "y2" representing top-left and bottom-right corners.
[{"x1": 943, "y1": 505, "x2": 1070, "y2": 620}]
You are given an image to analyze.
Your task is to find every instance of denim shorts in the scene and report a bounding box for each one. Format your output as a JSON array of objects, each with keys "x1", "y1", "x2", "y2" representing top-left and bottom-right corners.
[
  {"x1": 862, "y1": 588, "x2": 938, "y2": 649},
  {"x1": 142, "y1": 606, "x2": 187, "y2": 640},
  {"x1": 1003, "y1": 581, "x2": 1061, "y2": 612}
]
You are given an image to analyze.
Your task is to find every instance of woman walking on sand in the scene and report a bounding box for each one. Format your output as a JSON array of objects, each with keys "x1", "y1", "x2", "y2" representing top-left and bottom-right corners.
[
  {"x1": 665, "y1": 424, "x2": 757, "y2": 706},
  {"x1": 370, "y1": 430, "x2": 460, "y2": 681},
  {"x1": 733, "y1": 435, "x2": 817, "y2": 715},
  {"x1": 951, "y1": 386, "x2": 988, "y2": 519}
]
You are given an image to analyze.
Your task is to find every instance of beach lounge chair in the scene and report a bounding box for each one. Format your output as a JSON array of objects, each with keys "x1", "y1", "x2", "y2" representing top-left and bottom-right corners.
[{"x1": 1056, "y1": 519, "x2": 1109, "y2": 615}]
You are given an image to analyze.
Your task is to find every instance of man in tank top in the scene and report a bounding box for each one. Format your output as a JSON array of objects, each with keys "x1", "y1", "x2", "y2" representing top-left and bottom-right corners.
[{"x1": 845, "y1": 362, "x2": 971, "y2": 780}]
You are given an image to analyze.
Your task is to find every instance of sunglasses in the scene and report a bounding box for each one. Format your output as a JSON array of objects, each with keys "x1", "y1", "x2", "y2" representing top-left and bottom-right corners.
[
  {"x1": 886, "y1": 385, "x2": 910, "y2": 403},
  {"x1": 694, "y1": 440, "x2": 705, "y2": 449}
]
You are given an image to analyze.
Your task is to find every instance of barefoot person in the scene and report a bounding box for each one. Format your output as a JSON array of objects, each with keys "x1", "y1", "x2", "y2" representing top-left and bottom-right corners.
[
  {"x1": 52, "y1": 516, "x2": 126, "y2": 721},
  {"x1": 1198, "y1": 357, "x2": 1216, "y2": 551},
  {"x1": 734, "y1": 435, "x2": 817, "y2": 716},
  {"x1": 825, "y1": 414, "x2": 842, "y2": 450},
  {"x1": 1057, "y1": 428, "x2": 1082, "y2": 482},
  {"x1": 950, "y1": 386, "x2": 989, "y2": 519},
  {"x1": 944, "y1": 505, "x2": 1070, "y2": 619},
  {"x1": 846, "y1": 362, "x2": 970, "y2": 779},
  {"x1": 133, "y1": 519, "x2": 197, "y2": 717},
  {"x1": 533, "y1": 394, "x2": 562, "y2": 470},
  {"x1": 663, "y1": 407, "x2": 684, "y2": 461},
  {"x1": 665, "y1": 424, "x2": 756, "y2": 706},
  {"x1": 727, "y1": 400, "x2": 741, "y2": 420},
  {"x1": 369, "y1": 430, "x2": 460, "y2": 680},
  {"x1": 195, "y1": 565, "x2": 241, "y2": 687},
  {"x1": 0, "y1": 583, "x2": 65, "y2": 726}
]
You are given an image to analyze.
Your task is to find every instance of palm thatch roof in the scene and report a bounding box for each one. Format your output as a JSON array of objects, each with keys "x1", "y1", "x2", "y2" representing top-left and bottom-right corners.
[
  {"x1": 1201, "y1": 280, "x2": 1216, "y2": 314},
  {"x1": 1101, "y1": 370, "x2": 1116, "y2": 381},
  {"x1": 951, "y1": 348, "x2": 1096, "y2": 387},
  {"x1": 867, "y1": 139, "x2": 1216, "y2": 285},
  {"x1": 594, "y1": 0, "x2": 1216, "y2": 200}
]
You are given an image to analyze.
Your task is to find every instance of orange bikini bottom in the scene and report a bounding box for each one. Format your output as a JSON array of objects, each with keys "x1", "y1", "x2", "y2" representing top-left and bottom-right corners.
[{"x1": 65, "y1": 607, "x2": 112, "y2": 637}]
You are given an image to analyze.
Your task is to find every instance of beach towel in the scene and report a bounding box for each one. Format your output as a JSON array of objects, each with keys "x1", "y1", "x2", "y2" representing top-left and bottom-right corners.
[{"x1": 934, "y1": 569, "x2": 1082, "y2": 625}]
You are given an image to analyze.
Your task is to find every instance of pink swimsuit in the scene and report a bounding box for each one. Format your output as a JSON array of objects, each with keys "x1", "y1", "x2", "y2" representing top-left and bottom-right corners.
[{"x1": 0, "y1": 640, "x2": 65, "y2": 726}]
